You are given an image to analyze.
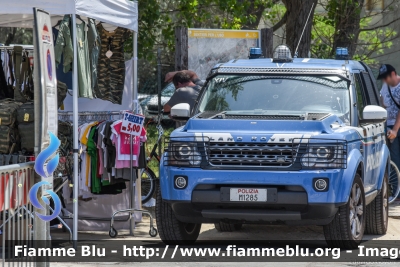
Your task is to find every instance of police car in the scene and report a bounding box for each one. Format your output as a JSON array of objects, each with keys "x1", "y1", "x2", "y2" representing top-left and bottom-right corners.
[{"x1": 156, "y1": 46, "x2": 389, "y2": 249}]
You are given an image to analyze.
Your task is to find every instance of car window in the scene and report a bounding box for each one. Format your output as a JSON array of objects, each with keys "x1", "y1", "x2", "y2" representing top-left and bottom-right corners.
[
  {"x1": 354, "y1": 74, "x2": 367, "y2": 119},
  {"x1": 162, "y1": 83, "x2": 176, "y2": 97}
]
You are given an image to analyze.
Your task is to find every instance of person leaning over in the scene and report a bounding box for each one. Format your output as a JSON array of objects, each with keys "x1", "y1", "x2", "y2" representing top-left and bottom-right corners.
[
  {"x1": 379, "y1": 64, "x2": 400, "y2": 169},
  {"x1": 164, "y1": 70, "x2": 204, "y2": 88},
  {"x1": 163, "y1": 71, "x2": 202, "y2": 114}
]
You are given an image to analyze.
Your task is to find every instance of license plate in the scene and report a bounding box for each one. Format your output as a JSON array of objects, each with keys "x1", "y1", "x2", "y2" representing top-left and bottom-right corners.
[{"x1": 230, "y1": 188, "x2": 267, "y2": 202}]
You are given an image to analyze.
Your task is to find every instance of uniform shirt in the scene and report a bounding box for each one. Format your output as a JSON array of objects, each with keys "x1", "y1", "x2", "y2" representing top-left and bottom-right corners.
[
  {"x1": 380, "y1": 83, "x2": 400, "y2": 126},
  {"x1": 76, "y1": 21, "x2": 93, "y2": 99},
  {"x1": 54, "y1": 15, "x2": 73, "y2": 74},
  {"x1": 87, "y1": 18, "x2": 101, "y2": 97},
  {"x1": 165, "y1": 84, "x2": 202, "y2": 114}
]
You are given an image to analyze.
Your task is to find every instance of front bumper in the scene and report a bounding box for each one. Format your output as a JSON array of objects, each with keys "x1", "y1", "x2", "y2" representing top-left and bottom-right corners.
[
  {"x1": 167, "y1": 200, "x2": 343, "y2": 225},
  {"x1": 160, "y1": 167, "x2": 351, "y2": 225}
]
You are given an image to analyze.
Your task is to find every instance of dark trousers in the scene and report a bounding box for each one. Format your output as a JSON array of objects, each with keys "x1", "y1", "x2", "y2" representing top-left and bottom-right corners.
[{"x1": 388, "y1": 126, "x2": 400, "y2": 169}]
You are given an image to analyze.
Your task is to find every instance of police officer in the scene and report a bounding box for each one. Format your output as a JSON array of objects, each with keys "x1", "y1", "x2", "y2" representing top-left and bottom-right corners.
[{"x1": 379, "y1": 64, "x2": 400, "y2": 169}]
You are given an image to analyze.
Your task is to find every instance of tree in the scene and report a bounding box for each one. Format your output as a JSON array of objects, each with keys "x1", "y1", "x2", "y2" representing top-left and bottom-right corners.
[
  {"x1": 327, "y1": 0, "x2": 365, "y2": 58},
  {"x1": 267, "y1": 0, "x2": 399, "y2": 64},
  {"x1": 312, "y1": 0, "x2": 398, "y2": 64},
  {"x1": 0, "y1": 28, "x2": 32, "y2": 45},
  {"x1": 280, "y1": 0, "x2": 317, "y2": 57}
]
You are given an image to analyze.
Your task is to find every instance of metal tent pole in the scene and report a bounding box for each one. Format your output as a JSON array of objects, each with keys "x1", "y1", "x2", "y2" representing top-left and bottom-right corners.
[
  {"x1": 130, "y1": 30, "x2": 139, "y2": 235},
  {"x1": 71, "y1": 14, "x2": 79, "y2": 248}
]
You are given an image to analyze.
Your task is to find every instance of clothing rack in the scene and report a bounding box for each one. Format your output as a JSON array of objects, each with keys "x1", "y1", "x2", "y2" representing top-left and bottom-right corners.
[
  {"x1": 57, "y1": 110, "x2": 156, "y2": 235},
  {"x1": 58, "y1": 111, "x2": 125, "y2": 124}
]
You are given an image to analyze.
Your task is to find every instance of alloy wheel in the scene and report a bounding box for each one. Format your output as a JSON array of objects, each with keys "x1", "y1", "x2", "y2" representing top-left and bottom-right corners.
[{"x1": 349, "y1": 183, "x2": 363, "y2": 239}]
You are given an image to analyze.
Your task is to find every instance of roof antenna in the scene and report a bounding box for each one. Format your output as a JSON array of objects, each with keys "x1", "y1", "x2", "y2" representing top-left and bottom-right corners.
[{"x1": 293, "y1": 2, "x2": 315, "y2": 58}]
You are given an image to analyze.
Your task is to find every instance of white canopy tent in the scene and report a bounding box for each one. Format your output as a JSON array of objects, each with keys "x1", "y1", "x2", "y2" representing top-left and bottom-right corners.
[{"x1": 1, "y1": 0, "x2": 139, "y2": 244}]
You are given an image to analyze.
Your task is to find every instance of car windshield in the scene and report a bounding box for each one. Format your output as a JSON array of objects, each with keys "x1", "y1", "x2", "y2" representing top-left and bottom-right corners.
[{"x1": 198, "y1": 75, "x2": 350, "y2": 123}]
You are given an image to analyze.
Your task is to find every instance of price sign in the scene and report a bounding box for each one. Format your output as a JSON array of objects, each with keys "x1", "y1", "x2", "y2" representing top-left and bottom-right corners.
[{"x1": 121, "y1": 112, "x2": 145, "y2": 136}]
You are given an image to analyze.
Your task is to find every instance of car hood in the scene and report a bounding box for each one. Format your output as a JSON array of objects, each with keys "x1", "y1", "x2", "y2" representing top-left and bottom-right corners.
[
  {"x1": 140, "y1": 95, "x2": 170, "y2": 107},
  {"x1": 172, "y1": 113, "x2": 361, "y2": 142}
]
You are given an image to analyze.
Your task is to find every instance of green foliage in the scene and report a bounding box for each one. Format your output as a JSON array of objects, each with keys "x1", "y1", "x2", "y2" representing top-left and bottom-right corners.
[
  {"x1": 264, "y1": 3, "x2": 286, "y2": 26},
  {"x1": 134, "y1": 0, "x2": 275, "y2": 61},
  {"x1": 353, "y1": 17, "x2": 396, "y2": 64},
  {"x1": 145, "y1": 123, "x2": 174, "y2": 177},
  {"x1": 311, "y1": 13, "x2": 396, "y2": 64}
]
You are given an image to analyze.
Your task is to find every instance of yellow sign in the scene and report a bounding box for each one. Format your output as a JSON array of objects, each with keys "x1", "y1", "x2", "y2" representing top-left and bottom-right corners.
[
  {"x1": 188, "y1": 29, "x2": 259, "y2": 39},
  {"x1": 24, "y1": 113, "x2": 30, "y2": 122}
]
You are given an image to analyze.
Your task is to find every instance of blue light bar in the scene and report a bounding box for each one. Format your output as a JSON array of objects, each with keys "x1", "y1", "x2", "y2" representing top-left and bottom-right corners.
[
  {"x1": 249, "y1": 47, "x2": 262, "y2": 59},
  {"x1": 335, "y1": 47, "x2": 349, "y2": 60}
]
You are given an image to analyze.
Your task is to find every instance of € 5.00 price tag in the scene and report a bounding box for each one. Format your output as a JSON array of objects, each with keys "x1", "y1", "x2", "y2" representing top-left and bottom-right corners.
[{"x1": 121, "y1": 112, "x2": 145, "y2": 136}]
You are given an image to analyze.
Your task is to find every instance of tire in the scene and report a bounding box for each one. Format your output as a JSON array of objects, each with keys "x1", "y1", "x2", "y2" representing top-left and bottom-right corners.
[
  {"x1": 214, "y1": 222, "x2": 243, "y2": 232},
  {"x1": 323, "y1": 174, "x2": 366, "y2": 249},
  {"x1": 109, "y1": 227, "x2": 118, "y2": 238},
  {"x1": 141, "y1": 168, "x2": 156, "y2": 204},
  {"x1": 155, "y1": 188, "x2": 201, "y2": 245},
  {"x1": 365, "y1": 173, "x2": 389, "y2": 235},
  {"x1": 389, "y1": 161, "x2": 400, "y2": 204}
]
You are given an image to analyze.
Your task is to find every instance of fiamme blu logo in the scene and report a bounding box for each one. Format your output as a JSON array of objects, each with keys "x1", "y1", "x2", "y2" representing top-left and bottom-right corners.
[{"x1": 29, "y1": 132, "x2": 62, "y2": 222}]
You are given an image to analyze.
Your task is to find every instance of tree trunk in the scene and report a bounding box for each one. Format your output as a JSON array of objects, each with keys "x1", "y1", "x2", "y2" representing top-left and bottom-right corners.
[
  {"x1": 329, "y1": 0, "x2": 365, "y2": 58},
  {"x1": 4, "y1": 28, "x2": 16, "y2": 46},
  {"x1": 282, "y1": 0, "x2": 317, "y2": 58}
]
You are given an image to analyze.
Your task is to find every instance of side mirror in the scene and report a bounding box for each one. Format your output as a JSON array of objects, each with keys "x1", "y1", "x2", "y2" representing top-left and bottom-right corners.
[
  {"x1": 361, "y1": 105, "x2": 387, "y2": 123},
  {"x1": 171, "y1": 103, "x2": 191, "y2": 121}
]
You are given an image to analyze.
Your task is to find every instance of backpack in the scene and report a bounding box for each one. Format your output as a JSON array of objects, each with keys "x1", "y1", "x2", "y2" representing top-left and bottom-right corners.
[
  {"x1": 0, "y1": 99, "x2": 22, "y2": 127},
  {"x1": 57, "y1": 81, "x2": 68, "y2": 108},
  {"x1": 58, "y1": 121, "x2": 73, "y2": 155},
  {"x1": 0, "y1": 125, "x2": 19, "y2": 154},
  {"x1": 0, "y1": 99, "x2": 22, "y2": 154},
  {"x1": 16, "y1": 102, "x2": 35, "y2": 153}
]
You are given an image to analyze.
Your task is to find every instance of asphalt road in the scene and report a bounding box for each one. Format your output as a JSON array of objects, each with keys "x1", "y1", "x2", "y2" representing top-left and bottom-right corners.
[{"x1": 49, "y1": 201, "x2": 400, "y2": 267}]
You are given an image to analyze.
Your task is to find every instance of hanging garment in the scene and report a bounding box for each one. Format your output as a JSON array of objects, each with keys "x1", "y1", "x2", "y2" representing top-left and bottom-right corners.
[
  {"x1": 0, "y1": 57, "x2": 8, "y2": 99},
  {"x1": 76, "y1": 21, "x2": 93, "y2": 99},
  {"x1": 96, "y1": 24, "x2": 129, "y2": 104},
  {"x1": 87, "y1": 18, "x2": 101, "y2": 97},
  {"x1": 54, "y1": 15, "x2": 73, "y2": 74},
  {"x1": 110, "y1": 120, "x2": 147, "y2": 164},
  {"x1": 53, "y1": 27, "x2": 73, "y2": 89},
  {"x1": 87, "y1": 126, "x2": 101, "y2": 193}
]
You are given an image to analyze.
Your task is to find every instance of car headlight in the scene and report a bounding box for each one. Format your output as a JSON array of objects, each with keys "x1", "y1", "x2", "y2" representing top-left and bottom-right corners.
[
  {"x1": 300, "y1": 145, "x2": 346, "y2": 169},
  {"x1": 165, "y1": 142, "x2": 205, "y2": 167}
]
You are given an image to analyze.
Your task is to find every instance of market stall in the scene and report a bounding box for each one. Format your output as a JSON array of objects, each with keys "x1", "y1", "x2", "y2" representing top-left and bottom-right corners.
[{"x1": 0, "y1": 0, "x2": 142, "y2": 243}]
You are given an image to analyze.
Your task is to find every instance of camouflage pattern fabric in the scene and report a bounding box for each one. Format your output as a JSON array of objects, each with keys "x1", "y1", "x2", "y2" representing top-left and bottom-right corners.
[
  {"x1": 58, "y1": 121, "x2": 73, "y2": 155},
  {"x1": 16, "y1": 102, "x2": 34, "y2": 124},
  {"x1": 96, "y1": 24, "x2": 129, "y2": 105},
  {"x1": 18, "y1": 123, "x2": 34, "y2": 153},
  {"x1": 0, "y1": 125, "x2": 18, "y2": 154},
  {"x1": 57, "y1": 81, "x2": 68, "y2": 108},
  {"x1": 0, "y1": 99, "x2": 22, "y2": 126}
]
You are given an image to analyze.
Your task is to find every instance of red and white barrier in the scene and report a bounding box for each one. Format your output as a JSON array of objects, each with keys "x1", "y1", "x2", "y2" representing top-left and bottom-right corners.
[{"x1": 0, "y1": 164, "x2": 34, "y2": 212}]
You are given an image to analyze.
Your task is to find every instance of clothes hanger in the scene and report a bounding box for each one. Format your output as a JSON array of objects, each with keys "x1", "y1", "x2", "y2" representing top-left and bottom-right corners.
[
  {"x1": 54, "y1": 19, "x2": 62, "y2": 28},
  {"x1": 76, "y1": 15, "x2": 85, "y2": 24}
]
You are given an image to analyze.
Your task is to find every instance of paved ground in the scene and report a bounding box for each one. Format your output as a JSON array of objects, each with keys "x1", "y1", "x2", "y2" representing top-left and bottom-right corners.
[{"x1": 48, "y1": 200, "x2": 400, "y2": 266}]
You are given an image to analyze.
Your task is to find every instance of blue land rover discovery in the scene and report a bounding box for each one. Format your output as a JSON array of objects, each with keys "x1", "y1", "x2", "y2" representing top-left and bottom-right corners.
[{"x1": 156, "y1": 46, "x2": 390, "y2": 249}]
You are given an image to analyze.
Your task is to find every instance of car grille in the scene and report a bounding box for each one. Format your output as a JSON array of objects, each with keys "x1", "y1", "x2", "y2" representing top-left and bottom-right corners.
[{"x1": 208, "y1": 142, "x2": 297, "y2": 167}]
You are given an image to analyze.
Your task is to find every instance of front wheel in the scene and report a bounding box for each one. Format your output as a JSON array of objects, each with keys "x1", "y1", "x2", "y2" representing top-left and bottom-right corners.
[
  {"x1": 323, "y1": 174, "x2": 366, "y2": 249},
  {"x1": 156, "y1": 189, "x2": 201, "y2": 245},
  {"x1": 365, "y1": 173, "x2": 389, "y2": 235},
  {"x1": 389, "y1": 161, "x2": 400, "y2": 204}
]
